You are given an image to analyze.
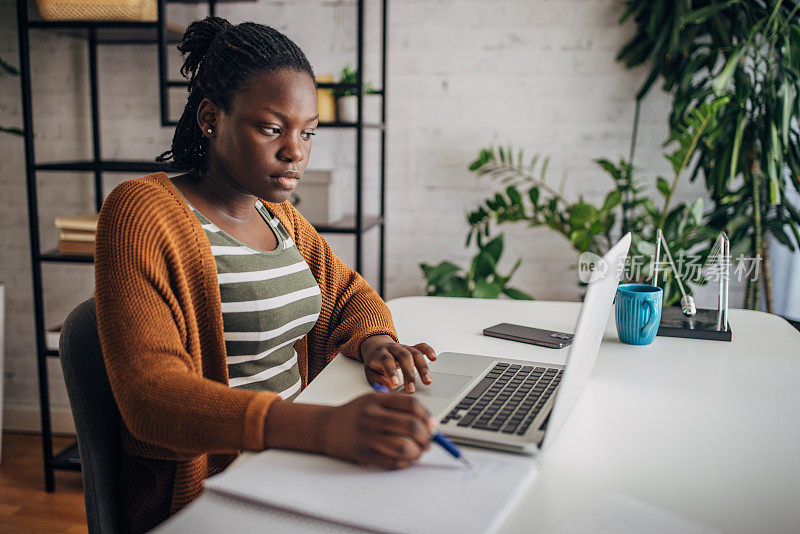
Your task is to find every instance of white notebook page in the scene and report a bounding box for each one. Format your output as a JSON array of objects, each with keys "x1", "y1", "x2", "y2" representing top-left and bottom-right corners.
[{"x1": 203, "y1": 446, "x2": 538, "y2": 534}]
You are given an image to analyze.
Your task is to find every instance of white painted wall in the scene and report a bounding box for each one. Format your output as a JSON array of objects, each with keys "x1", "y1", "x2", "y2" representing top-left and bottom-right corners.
[{"x1": 1, "y1": 0, "x2": 711, "y2": 429}]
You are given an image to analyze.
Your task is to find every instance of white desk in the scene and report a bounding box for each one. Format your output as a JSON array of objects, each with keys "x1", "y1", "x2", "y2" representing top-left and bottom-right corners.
[{"x1": 161, "y1": 297, "x2": 800, "y2": 533}]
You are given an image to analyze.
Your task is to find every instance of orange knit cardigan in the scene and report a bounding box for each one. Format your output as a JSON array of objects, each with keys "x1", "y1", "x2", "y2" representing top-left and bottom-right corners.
[{"x1": 94, "y1": 173, "x2": 397, "y2": 532}]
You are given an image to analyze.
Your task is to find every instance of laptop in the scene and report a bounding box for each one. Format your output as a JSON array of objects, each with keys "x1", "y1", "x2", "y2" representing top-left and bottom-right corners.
[{"x1": 413, "y1": 233, "x2": 631, "y2": 454}]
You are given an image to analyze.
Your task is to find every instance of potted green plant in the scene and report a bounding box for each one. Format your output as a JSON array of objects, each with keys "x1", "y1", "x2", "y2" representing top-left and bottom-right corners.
[
  {"x1": 420, "y1": 233, "x2": 533, "y2": 299},
  {"x1": 421, "y1": 97, "x2": 727, "y2": 305},
  {"x1": 616, "y1": 0, "x2": 800, "y2": 310},
  {"x1": 333, "y1": 64, "x2": 377, "y2": 123}
]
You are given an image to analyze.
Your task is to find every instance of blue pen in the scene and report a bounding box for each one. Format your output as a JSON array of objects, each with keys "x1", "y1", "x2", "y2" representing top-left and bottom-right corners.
[{"x1": 372, "y1": 383, "x2": 472, "y2": 469}]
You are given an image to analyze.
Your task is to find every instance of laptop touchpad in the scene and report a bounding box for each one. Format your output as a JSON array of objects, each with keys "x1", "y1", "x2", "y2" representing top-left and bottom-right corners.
[{"x1": 413, "y1": 372, "x2": 472, "y2": 400}]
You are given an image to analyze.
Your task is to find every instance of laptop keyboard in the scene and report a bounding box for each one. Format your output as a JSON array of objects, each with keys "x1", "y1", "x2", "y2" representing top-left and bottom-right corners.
[{"x1": 440, "y1": 363, "x2": 563, "y2": 435}]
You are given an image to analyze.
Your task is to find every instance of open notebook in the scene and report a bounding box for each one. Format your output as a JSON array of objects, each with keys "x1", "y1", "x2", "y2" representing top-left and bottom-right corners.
[{"x1": 155, "y1": 446, "x2": 537, "y2": 534}]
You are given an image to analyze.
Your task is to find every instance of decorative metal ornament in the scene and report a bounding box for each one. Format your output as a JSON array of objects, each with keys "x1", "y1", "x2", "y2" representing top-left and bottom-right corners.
[
  {"x1": 653, "y1": 230, "x2": 732, "y2": 341},
  {"x1": 654, "y1": 229, "x2": 696, "y2": 317}
]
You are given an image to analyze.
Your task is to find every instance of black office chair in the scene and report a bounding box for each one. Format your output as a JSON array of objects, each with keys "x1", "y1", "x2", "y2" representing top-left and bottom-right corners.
[
  {"x1": 59, "y1": 297, "x2": 121, "y2": 534},
  {"x1": 782, "y1": 315, "x2": 800, "y2": 334}
]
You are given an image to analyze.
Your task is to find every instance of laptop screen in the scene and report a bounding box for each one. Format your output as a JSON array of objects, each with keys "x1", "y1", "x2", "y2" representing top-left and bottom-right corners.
[{"x1": 540, "y1": 233, "x2": 631, "y2": 449}]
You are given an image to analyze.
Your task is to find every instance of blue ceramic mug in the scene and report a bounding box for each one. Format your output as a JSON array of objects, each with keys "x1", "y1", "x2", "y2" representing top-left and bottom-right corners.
[{"x1": 615, "y1": 284, "x2": 663, "y2": 345}]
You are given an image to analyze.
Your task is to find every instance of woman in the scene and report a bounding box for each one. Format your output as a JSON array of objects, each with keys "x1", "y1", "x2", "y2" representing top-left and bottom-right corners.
[{"x1": 95, "y1": 17, "x2": 437, "y2": 532}]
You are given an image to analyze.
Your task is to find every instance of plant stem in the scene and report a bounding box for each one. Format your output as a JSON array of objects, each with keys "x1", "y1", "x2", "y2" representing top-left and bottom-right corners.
[
  {"x1": 751, "y1": 156, "x2": 763, "y2": 311},
  {"x1": 762, "y1": 239, "x2": 773, "y2": 313},
  {"x1": 625, "y1": 99, "x2": 642, "y2": 234},
  {"x1": 657, "y1": 113, "x2": 714, "y2": 230}
]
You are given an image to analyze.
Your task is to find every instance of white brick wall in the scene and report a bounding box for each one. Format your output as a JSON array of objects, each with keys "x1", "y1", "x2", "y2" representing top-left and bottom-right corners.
[
  {"x1": 387, "y1": 0, "x2": 675, "y2": 299},
  {"x1": 1, "y1": 0, "x2": 720, "y2": 423}
]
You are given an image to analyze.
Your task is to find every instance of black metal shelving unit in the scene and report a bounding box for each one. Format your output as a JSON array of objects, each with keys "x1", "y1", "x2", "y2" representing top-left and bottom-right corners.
[{"x1": 17, "y1": 0, "x2": 389, "y2": 491}]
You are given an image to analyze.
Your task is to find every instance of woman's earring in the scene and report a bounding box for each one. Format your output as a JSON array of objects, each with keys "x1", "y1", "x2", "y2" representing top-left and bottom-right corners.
[{"x1": 207, "y1": 128, "x2": 213, "y2": 135}]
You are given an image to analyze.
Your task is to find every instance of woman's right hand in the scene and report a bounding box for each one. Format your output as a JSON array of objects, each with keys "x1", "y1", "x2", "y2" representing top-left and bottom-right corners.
[{"x1": 320, "y1": 392, "x2": 436, "y2": 469}]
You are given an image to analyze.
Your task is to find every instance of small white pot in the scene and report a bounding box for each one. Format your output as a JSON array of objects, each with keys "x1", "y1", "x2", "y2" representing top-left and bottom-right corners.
[{"x1": 337, "y1": 95, "x2": 359, "y2": 123}]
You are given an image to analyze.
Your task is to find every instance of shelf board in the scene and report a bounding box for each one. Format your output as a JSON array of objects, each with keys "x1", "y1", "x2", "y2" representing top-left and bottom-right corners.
[
  {"x1": 39, "y1": 250, "x2": 94, "y2": 263},
  {"x1": 45, "y1": 348, "x2": 60, "y2": 358},
  {"x1": 96, "y1": 25, "x2": 183, "y2": 44},
  {"x1": 53, "y1": 441, "x2": 81, "y2": 471},
  {"x1": 28, "y1": 20, "x2": 158, "y2": 29},
  {"x1": 317, "y1": 122, "x2": 384, "y2": 130},
  {"x1": 35, "y1": 160, "x2": 172, "y2": 173},
  {"x1": 166, "y1": 0, "x2": 257, "y2": 3},
  {"x1": 316, "y1": 215, "x2": 383, "y2": 234},
  {"x1": 162, "y1": 81, "x2": 387, "y2": 95},
  {"x1": 316, "y1": 82, "x2": 384, "y2": 95},
  {"x1": 35, "y1": 217, "x2": 382, "y2": 263},
  {"x1": 26, "y1": 20, "x2": 184, "y2": 44}
]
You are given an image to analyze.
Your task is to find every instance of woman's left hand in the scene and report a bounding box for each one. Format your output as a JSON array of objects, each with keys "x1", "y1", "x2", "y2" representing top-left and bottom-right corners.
[{"x1": 361, "y1": 335, "x2": 437, "y2": 393}]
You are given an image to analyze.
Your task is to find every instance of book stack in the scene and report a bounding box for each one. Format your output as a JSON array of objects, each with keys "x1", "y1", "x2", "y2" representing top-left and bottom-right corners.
[
  {"x1": 315, "y1": 74, "x2": 336, "y2": 123},
  {"x1": 55, "y1": 214, "x2": 98, "y2": 255}
]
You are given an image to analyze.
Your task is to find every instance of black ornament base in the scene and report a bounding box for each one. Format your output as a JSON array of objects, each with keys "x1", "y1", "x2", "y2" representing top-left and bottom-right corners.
[{"x1": 656, "y1": 306, "x2": 732, "y2": 342}]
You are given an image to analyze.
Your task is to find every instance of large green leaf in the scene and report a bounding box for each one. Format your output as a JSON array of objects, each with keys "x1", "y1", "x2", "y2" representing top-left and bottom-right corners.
[
  {"x1": 502, "y1": 287, "x2": 534, "y2": 300},
  {"x1": 788, "y1": 220, "x2": 800, "y2": 249},
  {"x1": 472, "y1": 250, "x2": 497, "y2": 280},
  {"x1": 569, "y1": 229, "x2": 592, "y2": 252},
  {"x1": 729, "y1": 112, "x2": 745, "y2": 181},
  {"x1": 602, "y1": 190, "x2": 623, "y2": 211},
  {"x1": 690, "y1": 198, "x2": 704, "y2": 223},
  {"x1": 481, "y1": 234, "x2": 504, "y2": 264},
  {"x1": 540, "y1": 156, "x2": 550, "y2": 182},
  {"x1": 589, "y1": 220, "x2": 607, "y2": 234},
  {"x1": 713, "y1": 44, "x2": 743, "y2": 95},
  {"x1": 783, "y1": 84, "x2": 794, "y2": 146},
  {"x1": 595, "y1": 158, "x2": 623, "y2": 181},
  {"x1": 568, "y1": 202, "x2": 597, "y2": 226},
  {"x1": 421, "y1": 261, "x2": 462, "y2": 285},
  {"x1": 770, "y1": 225, "x2": 794, "y2": 249},
  {"x1": 440, "y1": 277, "x2": 470, "y2": 298},
  {"x1": 678, "y1": 1, "x2": 742, "y2": 28},
  {"x1": 506, "y1": 186, "x2": 523, "y2": 206},
  {"x1": 528, "y1": 187, "x2": 540, "y2": 208},
  {"x1": 474, "y1": 280, "x2": 503, "y2": 299},
  {"x1": 637, "y1": 240, "x2": 656, "y2": 256},
  {"x1": 656, "y1": 177, "x2": 671, "y2": 197},
  {"x1": 664, "y1": 152, "x2": 684, "y2": 175}
]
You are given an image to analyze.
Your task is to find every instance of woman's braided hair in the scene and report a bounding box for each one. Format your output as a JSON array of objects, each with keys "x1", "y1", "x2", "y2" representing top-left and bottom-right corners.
[{"x1": 157, "y1": 16, "x2": 315, "y2": 172}]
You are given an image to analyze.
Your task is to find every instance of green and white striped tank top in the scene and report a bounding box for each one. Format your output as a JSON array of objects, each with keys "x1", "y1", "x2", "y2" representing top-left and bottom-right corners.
[{"x1": 186, "y1": 198, "x2": 322, "y2": 400}]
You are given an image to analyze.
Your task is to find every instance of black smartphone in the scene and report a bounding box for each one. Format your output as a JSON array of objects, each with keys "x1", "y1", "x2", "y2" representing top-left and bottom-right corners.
[{"x1": 482, "y1": 323, "x2": 574, "y2": 349}]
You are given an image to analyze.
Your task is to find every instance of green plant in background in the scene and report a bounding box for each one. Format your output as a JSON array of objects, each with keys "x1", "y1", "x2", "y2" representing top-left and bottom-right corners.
[
  {"x1": 465, "y1": 150, "x2": 620, "y2": 255},
  {"x1": 459, "y1": 99, "x2": 727, "y2": 305},
  {"x1": 595, "y1": 157, "x2": 720, "y2": 305},
  {"x1": 617, "y1": 0, "x2": 800, "y2": 310},
  {"x1": 332, "y1": 64, "x2": 377, "y2": 99},
  {"x1": 420, "y1": 233, "x2": 534, "y2": 299},
  {"x1": 0, "y1": 56, "x2": 24, "y2": 137}
]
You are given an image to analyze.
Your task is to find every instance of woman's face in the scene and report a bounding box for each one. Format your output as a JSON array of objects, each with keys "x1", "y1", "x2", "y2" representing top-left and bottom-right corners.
[{"x1": 204, "y1": 68, "x2": 319, "y2": 204}]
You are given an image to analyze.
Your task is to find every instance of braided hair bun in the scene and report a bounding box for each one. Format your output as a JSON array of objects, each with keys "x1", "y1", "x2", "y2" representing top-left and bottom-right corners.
[
  {"x1": 157, "y1": 16, "x2": 315, "y2": 172},
  {"x1": 177, "y1": 16, "x2": 232, "y2": 89}
]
